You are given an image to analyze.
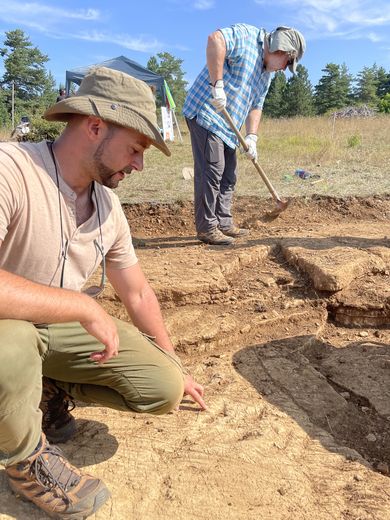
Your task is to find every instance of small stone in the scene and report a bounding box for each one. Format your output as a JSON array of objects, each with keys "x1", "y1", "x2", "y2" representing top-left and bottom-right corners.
[
  {"x1": 277, "y1": 486, "x2": 287, "y2": 496},
  {"x1": 374, "y1": 330, "x2": 382, "y2": 338},
  {"x1": 240, "y1": 324, "x2": 251, "y2": 334},
  {"x1": 358, "y1": 331, "x2": 369, "y2": 337},
  {"x1": 182, "y1": 166, "x2": 194, "y2": 180},
  {"x1": 340, "y1": 392, "x2": 350, "y2": 399},
  {"x1": 361, "y1": 406, "x2": 370, "y2": 413},
  {"x1": 262, "y1": 276, "x2": 275, "y2": 287},
  {"x1": 366, "y1": 433, "x2": 376, "y2": 442},
  {"x1": 354, "y1": 474, "x2": 364, "y2": 482}
]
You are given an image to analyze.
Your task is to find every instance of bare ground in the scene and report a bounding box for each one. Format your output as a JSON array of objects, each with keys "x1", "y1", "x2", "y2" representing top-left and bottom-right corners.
[{"x1": 2, "y1": 194, "x2": 390, "y2": 520}]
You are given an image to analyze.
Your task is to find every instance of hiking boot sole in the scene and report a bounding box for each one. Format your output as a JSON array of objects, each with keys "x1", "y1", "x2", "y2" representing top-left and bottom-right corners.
[
  {"x1": 220, "y1": 228, "x2": 249, "y2": 237},
  {"x1": 197, "y1": 234, "x2": 234, "y2": 245},
  {"x1": 9, "y1": 479, "x2": 111, "y2": 520}
]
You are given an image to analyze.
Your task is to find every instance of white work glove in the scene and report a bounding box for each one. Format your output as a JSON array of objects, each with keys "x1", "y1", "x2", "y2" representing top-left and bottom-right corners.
[
  {"x1": 243, "y1": 134, "x2": 258, "y2": 161},
  {"x1": 210, "y1": 80, "x2": 226, "y2": 112}
]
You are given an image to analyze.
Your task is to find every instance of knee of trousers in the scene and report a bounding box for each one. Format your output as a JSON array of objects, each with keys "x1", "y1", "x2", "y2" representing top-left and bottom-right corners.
[
  {"x1": 0, "y1": 320, "x2": 43, "y2": 397},
  {"x1": 127, "y1": 363, "x2": 185, "y2": 416}
]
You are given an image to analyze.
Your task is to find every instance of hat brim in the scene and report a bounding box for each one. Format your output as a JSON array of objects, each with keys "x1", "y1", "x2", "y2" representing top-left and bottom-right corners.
[{"x1": 43, "y1": 96, "x2": 171, "y2": 157}]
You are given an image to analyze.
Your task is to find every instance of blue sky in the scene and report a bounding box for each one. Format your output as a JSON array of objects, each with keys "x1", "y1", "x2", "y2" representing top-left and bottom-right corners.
[{"x1": 0, "y1": 0, "x2": 389, "y2": 92}]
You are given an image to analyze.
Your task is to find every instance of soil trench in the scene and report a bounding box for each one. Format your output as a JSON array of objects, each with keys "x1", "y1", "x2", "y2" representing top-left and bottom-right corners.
[{"x1": 1, "y1": 194, "x2": 390, "y2": 520}]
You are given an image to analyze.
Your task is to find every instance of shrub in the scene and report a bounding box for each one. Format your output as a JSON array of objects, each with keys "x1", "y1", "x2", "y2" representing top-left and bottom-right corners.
[
  {"x1": 378, "y1": 93, "x2": 390, "y2": 114},
  {"x1": 347, "y1": 134, "x2": 361, "y2": 147},
  {"x1": 28, "y1": 116, "x2": 65, "y2": 142}
]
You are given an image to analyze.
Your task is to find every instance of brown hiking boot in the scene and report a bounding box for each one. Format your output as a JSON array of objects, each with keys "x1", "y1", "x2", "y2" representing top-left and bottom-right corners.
[
  {"x1": 5, "y1": 434, "x2": 110, "y2": 519},
  {"x1": 197, "y1": 228, "x2": 235, "y2": 245},
  {"x1": 40, "y1": 377, "x2": 77, "y2": 444},
  {"x1": 220, "y1": 225, "x2": 249, "y2": 238}
]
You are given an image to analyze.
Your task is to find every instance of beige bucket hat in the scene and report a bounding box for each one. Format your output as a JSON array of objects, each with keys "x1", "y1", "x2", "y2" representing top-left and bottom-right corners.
[
  {"x1": 43, "y1": 66, "x2": 170, "y2": 156},
  {"x1": 268, "y1": 26, "x2": 306, "y2": 73}
]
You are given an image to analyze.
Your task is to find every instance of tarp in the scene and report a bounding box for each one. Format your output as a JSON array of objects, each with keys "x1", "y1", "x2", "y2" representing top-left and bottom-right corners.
[{"x1": 65, "y1": 55, "x2": 166, "y2": 103}]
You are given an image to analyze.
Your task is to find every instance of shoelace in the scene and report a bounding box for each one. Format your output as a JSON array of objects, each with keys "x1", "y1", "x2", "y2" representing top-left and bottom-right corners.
[
  {"x1": 43, "y1": 391, "x2": 75, "y2": 424},
  {"x1": 33, "y1": 444, "x2": 81, "y2": 501}
]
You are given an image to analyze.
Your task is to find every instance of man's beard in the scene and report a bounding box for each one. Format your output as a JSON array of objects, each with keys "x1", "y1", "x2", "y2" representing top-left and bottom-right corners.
[
  {"x1": 95, "y1": 160, "x2": 120, "y2": 188},
  {"x1": 93, "y1": 137, "x2": 130, "y2": 188}
]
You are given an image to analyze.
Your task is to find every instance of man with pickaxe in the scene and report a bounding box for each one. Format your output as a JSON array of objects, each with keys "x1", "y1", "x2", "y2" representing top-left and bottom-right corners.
[{"x1": 183, "y1": 24, "x2": 306, "y2": 245}]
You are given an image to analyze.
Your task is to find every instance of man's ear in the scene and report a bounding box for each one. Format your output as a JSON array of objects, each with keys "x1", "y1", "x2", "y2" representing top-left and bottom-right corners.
[{"x1": 86, "y1": 116, "x2": 104, "y2": 139}]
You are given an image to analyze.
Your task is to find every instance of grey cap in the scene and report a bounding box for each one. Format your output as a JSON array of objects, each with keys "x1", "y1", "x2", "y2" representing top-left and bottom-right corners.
[{"x1": 268, "y1": 26, "x2": 306, "y2": 73}]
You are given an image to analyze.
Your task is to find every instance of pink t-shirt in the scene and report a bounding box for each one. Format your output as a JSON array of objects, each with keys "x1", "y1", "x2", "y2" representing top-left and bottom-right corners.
[{"x1": 0, "y1": 141, "x2": 137, "y2": 291}]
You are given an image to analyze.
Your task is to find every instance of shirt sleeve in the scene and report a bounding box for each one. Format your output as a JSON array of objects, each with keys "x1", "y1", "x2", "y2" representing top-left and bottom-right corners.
[
  {"x1": 105, "y1": 196, "x2": 138, "y2": 270},
  {"x1": 0, "y1": 148, "x2": 23, "y2": 242},
  {"x1": 220, "y1": 23, "x2": 249, "y2": 62}
]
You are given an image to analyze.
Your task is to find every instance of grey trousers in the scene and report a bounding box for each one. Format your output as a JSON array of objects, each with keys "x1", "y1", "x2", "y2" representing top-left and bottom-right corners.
[{"x1": 186, "y1": 117, "x2": 237, "y2": 233}]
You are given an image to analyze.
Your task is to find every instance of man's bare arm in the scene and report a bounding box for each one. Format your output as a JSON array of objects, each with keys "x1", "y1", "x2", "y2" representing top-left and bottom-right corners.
[
  {"x1": 107, "y1": 263, "x2": 207, "y2": 410},
  {"x1": 0, "y1": 255, "x2": 119, "y2": 363},
  {"x1": 207, "y1": 30, "x2": 227, "y2": 85},
  {"x1": 107, "y1": 262, "x2": 173, "y2": 352},
  {"x1": 245, "y1": 109, "x2": 262, "y2": 135}
]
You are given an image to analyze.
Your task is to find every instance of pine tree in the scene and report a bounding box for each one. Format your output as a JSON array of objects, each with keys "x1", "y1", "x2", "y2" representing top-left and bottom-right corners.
[
  {"x1": 314, "y1": 63, "x2": 352, "y2": 114},
  {"x1": 374, "y1": 65, "x2": 390, "y2": 98},
  {"x1": 353, "y1": 66, "x2": 378, "y2": 105},
  {"x1": 0, "y1": 29, "x2": 56, "y2": 121},
  {"x1": 263, "y1": 72, "x2": 287, "y2": 118},
  {"x1": 283, "y1": 65, "x2": 314, "y2": 117},
  {"x1": 147, "y1": 52, "x2": 188, "y2": 112}
]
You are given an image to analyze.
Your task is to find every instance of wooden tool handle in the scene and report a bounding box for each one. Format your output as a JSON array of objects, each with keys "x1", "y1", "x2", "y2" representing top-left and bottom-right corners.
[{"x1": 220, "y1": 107, "x2": 283, "y2": 204}]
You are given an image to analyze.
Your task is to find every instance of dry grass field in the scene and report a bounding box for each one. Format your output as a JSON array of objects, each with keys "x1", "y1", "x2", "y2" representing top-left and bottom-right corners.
[
  {"x1": 116, "y1": 114, "x2": 390, "y2": 203},
  {"x1": 1, "y1": 116, "x2": 390, "y2": 520}
]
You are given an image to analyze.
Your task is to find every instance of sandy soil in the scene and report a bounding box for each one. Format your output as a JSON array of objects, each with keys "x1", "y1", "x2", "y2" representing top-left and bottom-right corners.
[{"x1": 1, "y1": 194, "x2": 390, "y2": 520}]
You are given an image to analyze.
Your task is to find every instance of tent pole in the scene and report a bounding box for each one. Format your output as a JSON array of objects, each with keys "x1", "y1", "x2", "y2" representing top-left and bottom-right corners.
[{"x1": 172, "y1": 109, "x2": 183, "y2": 143}]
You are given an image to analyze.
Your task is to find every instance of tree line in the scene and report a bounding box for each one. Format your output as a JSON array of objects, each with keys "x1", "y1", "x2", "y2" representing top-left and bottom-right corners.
[
  {"x1": 1, "y1": 28, "x2": 389, "y2": 132},
  {"x1": 263, "y1": 63, "x2": 390, "y2": 117}
]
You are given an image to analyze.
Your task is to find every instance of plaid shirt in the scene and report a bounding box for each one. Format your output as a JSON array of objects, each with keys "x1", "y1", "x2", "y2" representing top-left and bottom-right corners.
[{"x1": 183, "y1": 23, "x2": 272, "y2": 149}]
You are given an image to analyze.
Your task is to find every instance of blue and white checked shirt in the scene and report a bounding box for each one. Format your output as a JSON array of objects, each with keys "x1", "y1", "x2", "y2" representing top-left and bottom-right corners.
[{"x1": 183, "y1": 23, "x2": 272, "y2": 149}]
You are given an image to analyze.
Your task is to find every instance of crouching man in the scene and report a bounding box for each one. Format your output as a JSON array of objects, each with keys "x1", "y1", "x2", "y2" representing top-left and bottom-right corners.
[{"x1": 0, "y1": 67, "x2": 206, "y2": 519}]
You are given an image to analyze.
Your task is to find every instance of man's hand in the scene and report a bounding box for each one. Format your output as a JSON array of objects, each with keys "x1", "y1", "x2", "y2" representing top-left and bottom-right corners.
[
  {"x1": 243, "y1": 134, "x2": 258, "y2": 161},
  {"x1": 210, "y1": 80, "x2": 226, "y2": 112},
  {"x1": 80, "y1": 301, "x2": 119, "y2": 364},
  {"x1": 184, "y1": 374, "x2": 207, "y2": 410}
]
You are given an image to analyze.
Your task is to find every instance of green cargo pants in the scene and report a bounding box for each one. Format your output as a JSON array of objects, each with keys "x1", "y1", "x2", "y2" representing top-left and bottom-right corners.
[{"x1": 0, "y1": 318, "x2": 184, "y2": 466}]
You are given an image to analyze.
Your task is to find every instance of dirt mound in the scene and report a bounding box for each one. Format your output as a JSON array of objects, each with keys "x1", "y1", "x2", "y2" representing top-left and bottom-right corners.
[{"x1": 2, "y1": 195, "x2": 390, "y2": 520}]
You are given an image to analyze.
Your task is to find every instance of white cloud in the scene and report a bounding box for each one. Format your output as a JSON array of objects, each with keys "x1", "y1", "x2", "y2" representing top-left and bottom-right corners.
[
  {"x1": 193, "y1": 0, "x2": 215, "y2": 10},
  {"x1": 255, "y1": 0, "x2": 390, "y2": 38},
  {"x1": 0, "y1": 1, "x2": 185, "y2": 54},
  {"x1": 0, "y1": 1, "x2": 100, "y2": 21},
  {"x1": 0, "y1": 1, "x2": 101, "y2": 35},
  {"x1": 75, "y1": 31, "x2": 163, "y2": 53}
]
